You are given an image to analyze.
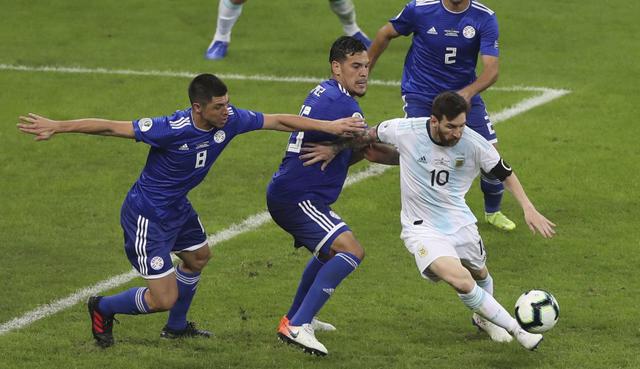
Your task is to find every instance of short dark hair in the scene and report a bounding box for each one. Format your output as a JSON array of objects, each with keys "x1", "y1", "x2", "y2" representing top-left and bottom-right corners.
[
  {"x1": 431, "y1": 91, "x2": 469, "y2": 121},
  {"x1": 329, "y1": 36, "x2": 367, "y2": 63},
  {"x1": 188, "y1": 73, "x2": 228, "y2": 105}
]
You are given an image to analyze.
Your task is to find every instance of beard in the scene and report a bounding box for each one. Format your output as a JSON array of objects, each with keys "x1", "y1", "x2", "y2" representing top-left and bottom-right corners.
[{"x1": 435, "y1": 126, "x2": 460, "y2": 146}]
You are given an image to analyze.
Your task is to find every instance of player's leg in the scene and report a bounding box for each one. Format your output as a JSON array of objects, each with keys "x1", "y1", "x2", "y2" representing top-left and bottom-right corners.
[
  {"x1": 328, "y1": 0, "x2": 371, "y2": 48},
  {"x1": 88, "y1": 206, "x2": 178, "y2": 347},
  {"x1": 467, "y1": 99, "x2": 515, "y2": 231},
  {"x1": 289, "y1": 231, "x2": 363, "y2": 327},
  {"x1": 205, "y1": 0, "x2": 246, "y2": 59},
  {"x1": 457, "y1": 232, "x2": 510, "y2": 342},
  {"x1": 465, "y1": 264, "x2": 512, "y2": 342},
  {"x1": 428, "y1": 257, "x2": 542, "y2": 350},
  {"x1": 161, "y1": 210, "x2": 212, "y2": 338},
  {"x1": 268, "y1": 199, "x2": 355, "y2": 355}
]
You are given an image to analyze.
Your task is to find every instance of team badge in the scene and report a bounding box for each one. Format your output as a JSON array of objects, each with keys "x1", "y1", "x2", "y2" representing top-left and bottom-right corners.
[
  {"x1": 463, "y1": 26, "x2": 476, "y2": 39},
  {"x1": 138, "y1": 118, "x2": 153, "y2": 132},
  {"x1": 214, "y1": 130, "x2": 226, "y2": 143},
  {"x1": 150, "y1": 256, "x2": 164, "y2": 271},
  {"x1": 329, "y1": 211, "x2": 341, "y2": 220},
  {"x1": 352, "y1": 112, "x2": 363, "y2": 119},
  {"x1": 418, "y1": 247, "x2": 428, "y2": 257},
  {"x1": 455, "y1": 155, "x2": 465, "y2": 167}
]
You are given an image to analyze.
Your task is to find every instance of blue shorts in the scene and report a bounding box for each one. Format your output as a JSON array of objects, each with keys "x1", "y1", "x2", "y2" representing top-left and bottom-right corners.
[
  {"x1": 402, "y1": 93, "x2": 498, "y2": 144},
  {"x1": 267, "y1": 198, "x2": 350, "y2": 256},
  {"x1": 120, "y1": 200, "x2": 208, "y2": 279}
]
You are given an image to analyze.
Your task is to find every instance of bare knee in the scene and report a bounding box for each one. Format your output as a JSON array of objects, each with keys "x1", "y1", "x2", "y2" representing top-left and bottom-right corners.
[
  {"x1": 145, "y1": 288, "x2": 178, "y2": 312},
  {"x1": 181, "y1": 246, "x2": 212, "y2": 273},
  {"x1": 330, "y1": 232, "x2": 365, "y2": 261}
]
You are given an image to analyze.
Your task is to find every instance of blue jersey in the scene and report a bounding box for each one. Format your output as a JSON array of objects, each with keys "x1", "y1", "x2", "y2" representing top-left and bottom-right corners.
[
  {"x1": 267, "y1": 79, "x2": 364, "y2": 204},
  {"x1": 390, "y1": 0, "x2": 499, "y2": 100},
  {"x1": 128, "y1": 105, "x2": 263, "y2": 220}
]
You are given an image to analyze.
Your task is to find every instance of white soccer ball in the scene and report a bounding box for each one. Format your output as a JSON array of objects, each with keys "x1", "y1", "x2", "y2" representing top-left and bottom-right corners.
[{"x1": 514, "y1": 290, "x2": 560, "y2": 333}]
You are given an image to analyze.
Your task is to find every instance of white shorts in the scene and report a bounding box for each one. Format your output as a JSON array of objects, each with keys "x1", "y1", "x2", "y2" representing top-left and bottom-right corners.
[{"x1": 401, "y1": 223, "x2": 487, "y2": 282}]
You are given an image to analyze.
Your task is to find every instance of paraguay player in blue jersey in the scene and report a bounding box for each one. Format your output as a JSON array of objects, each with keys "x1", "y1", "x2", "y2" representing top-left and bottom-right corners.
[
  {"x1": 368, "y1": 0, "x2": 518, "y2": 231},
  {"x1": 17, "y1": 74, "x2": 364, "y2": 348},
  {"x1": 266, "y1": 36, "x2": 373, "y2": 356}
]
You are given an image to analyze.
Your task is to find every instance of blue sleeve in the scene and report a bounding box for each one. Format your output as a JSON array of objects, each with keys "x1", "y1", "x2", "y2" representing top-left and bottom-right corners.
[
  {"x1": 132, "y1": 115, "x2": 175, "y2": 148},
  {"x1": 389, "y1": 1, "x2": 416, "y2": 36},
  {"x1": 230, "y1": 106, "x2": 264, "y2": 134},
  {"x1": 479, "y1": 14, "x2": 499, "y2": 57}
]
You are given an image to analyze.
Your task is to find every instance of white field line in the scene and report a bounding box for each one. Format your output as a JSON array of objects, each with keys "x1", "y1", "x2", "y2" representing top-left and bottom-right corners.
[
  {"x1": 0, "y1": 63, "x2": 569, "y2": 94},
  {"x1": 0, "y1": 64, "x2": 570, "y2": 335}
]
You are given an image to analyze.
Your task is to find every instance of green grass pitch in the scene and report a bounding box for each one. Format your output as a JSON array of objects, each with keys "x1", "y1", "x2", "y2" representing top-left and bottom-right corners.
[{"x1": 1, "y1": 0, "x2": 639, "y2": 368}]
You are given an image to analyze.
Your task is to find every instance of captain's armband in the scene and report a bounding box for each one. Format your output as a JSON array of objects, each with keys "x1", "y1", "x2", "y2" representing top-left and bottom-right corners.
[{"x1": 490, "y1": 159, "x2": 513, "y2": 181}]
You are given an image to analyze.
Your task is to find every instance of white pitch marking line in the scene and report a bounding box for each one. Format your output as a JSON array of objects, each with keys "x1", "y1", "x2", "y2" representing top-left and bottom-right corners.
[
  {"x1": 0, "y1": 64, "x2": 570, "y2": 335},
  {"x1": 0, "y1": 64, "x2": 569, "y2": 93}
]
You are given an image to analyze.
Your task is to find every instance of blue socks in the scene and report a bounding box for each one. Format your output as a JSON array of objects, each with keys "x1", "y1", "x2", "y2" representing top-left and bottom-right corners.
[
  {"x1": 286, "y1": 256, "x2": 325, "y2": 319},
  {"x1": 480, "y1": 173, "x2": 504, "y2": 213},
  {"x1": 290, "y1": 252, "x2": 361, "y2": 326},
  {"x1": 166, "y1": 266, "x2": 201, "y2": 331},
  {"x1": 98, "y1": 287, "x2": 151, "y2": 316},
  {"x1": 96, "y1": 266, "x2": 200, "y2": 332}
]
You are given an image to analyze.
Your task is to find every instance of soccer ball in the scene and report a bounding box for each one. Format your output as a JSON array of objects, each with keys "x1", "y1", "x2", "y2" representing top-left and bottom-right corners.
[{"x1": 514, "y1": 290, "x2": 559, "y2": 333}]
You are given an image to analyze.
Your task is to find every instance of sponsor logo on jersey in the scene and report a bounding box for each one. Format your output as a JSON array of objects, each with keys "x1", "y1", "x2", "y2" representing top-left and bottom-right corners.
[
  {"x1": 226, "y1": 107, "x2": 234, "y2": 115},
  {"x1": 196, "y1": 141, "x2": 210, "y2": 149},
  {"x1": 214, "y1": 130, "x2": 226, "y2": 143},
  {"x1": 463, "y1": 26, "x2": 476, "y2": 39},
  {"x1": 329, "y1": 210, "x2": 341, "y2": 220},
  {"x1": 427, "y1": 26, "x2": 438, "y2": 35},
  {"x1": 434, "y1": 157, "x2": 451, "y2": 166},
  {"x1": 138, "y1": 118, "x2": 153, "y2": 132},
  {"x1": 178, "y1": 143, "x2": 189, "y2": 151},
  {"x1": 150, "y1": 256, "x2": 164, "y2": 271},
  {"x1": 418, "y1": 155, "x2": 428, "y2": 164},
  {"x1": 444, "y1": 29, "x2": 459, "y2": 37},
  {"x1": 351, "y1": 112, "x2": 363, "y2": 119},
  {"x1": 494, "y1": 40, "x2": 499, "y2": 49}
]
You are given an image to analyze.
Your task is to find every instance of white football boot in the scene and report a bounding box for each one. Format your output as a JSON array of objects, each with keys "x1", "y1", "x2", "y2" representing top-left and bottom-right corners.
[
  {"x1": 279, "y1": 323, "x2": 328, "y2": 356},
  {"x1": 311, "y1": 317, "x2": 336, "y2": 332},
  {"x1": 514, "y1": 327, "x2": 543, "y2": 350},
  {"x1": 472, "y1": 313, "x2": 513, "y2": 343}
]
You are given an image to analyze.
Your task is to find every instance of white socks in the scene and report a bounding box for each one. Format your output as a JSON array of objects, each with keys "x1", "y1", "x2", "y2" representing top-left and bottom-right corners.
[
  {"x1": 329, "y1": 0, "x2": 361, "y2": 36},
  {"x1": 459, "y1": 283, "x2": 519, "y2": 334},
  {"x1": 476, "y1": 273, "x2": 494, "y2": 295},
  {"x1": 214, "y1": 0, "x2": 243, "y2": 43}
]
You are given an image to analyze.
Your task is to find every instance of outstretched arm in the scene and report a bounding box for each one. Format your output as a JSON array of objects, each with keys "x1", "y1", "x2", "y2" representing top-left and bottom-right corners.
[
  {"x1": 457, "y1": 55, "x2": 499, "y2": 103},
  {"x1": 503, "y1": 173, "x2": 556, "y2": 238},
  {"x1": 17, "y1": 113, "x2": 135, "y2": 141},
  {"x1": 299, "y1": 126, "x2": 399, "y2": 169},
  {"x1": 368, "y1": 23, "x2": 401, "y2": 73},
  {"x1": 261, "y1": 114, "x2": 365, "y2": 135}
]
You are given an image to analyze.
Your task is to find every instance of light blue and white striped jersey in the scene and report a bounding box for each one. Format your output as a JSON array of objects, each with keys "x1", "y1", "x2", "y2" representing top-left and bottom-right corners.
[
  {"x1": 390, "y1": 0, "x2": 499, "y2": 101},
  {"x1": 128, "y1": 105, "x2": 263, "y2": 220},
  {"x1": 377, "y1": 117, "x2": 500, "y2": 234}
]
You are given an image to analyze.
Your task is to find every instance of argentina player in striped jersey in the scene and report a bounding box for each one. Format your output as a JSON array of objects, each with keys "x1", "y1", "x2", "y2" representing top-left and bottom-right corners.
[
  {"x1": 267, "y1": 36, "x2": 378, "y2": 356},
  {"x1": 368, "y1": 0, "x2": 519, "y2": 232},
  {"x1": 310, "y1": 91, "x2": 556, "y2": 350},
  {"x1": 17, "y1": 74, "x2": 364, "y2": 348}
]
